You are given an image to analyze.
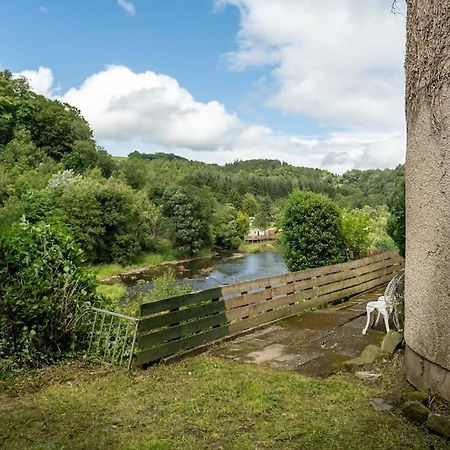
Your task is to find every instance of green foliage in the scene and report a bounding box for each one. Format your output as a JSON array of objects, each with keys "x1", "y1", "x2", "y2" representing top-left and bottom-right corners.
[
  {"x1": 341, "y1": 209, "x2": 372, "y2": 260},
  {"x1": 241, "y1": 193, "x2": 257, "y2": 216},
  {"x1": 0, "y1": 221, "x2": 103, "y2": 367},
  {"x1": 372, "y1": 235, "x2": 397, "y2": 253},
  {"x1": 96, "y1": 283, "x2": 127, "y2": 304},
  {"x1": 0, "y1": 70, "x2": 95, "y2": 164},
  {"x1": 281, "y1": 190, "x2": 345, "y2": 271},
  {"x1": 162, "y1": 187, "x2": 212, "y2": 256},
  {"x1": 253, "y1": 196, "x2": 274, "y2": 229},
  {"x1": 139, "y1": 270, "x2": 192, "y2": 303},
  {"x1": 50, "y1": 174, "x2": 161, "y2": 264},
  {"x1": 387, "y1": 182, "x2": 405, "y2": 257},
  {"x1": 212, "y1": 204, "x2": 247, "y2": 250}
]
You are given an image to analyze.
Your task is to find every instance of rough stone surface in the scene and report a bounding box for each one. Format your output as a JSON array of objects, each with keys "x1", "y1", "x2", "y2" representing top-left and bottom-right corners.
[
  {"x1": 405, "y1": 346, "x2": 450, "y2": 402},
  {"x1": 427, "y1": 413, "x2": 450, "y2": 439},
  {"x1": 210, "y1": 288, "x2": 385, "y2": 377},
  {"x1": 405, "y1": 75, "x2": 450, "y2": 372},
  {"x1": 345, "y1": 345, "x2": 382, "y2": 367},
  {"x1": 369, "y1": 398, "x2": 394, "y2": 412},
  {"x1": 355, "y1": 371, "x2": 382, "y2": 382},
  {"x1": 381, "y1": 331, "x2": 403, "y2": 354},
  {"x1": 401, "y1": 390, "x2": 429, "y2": 404},
  {"x1": 401, "y1": 401, "x2": 431, "y2": 425}
]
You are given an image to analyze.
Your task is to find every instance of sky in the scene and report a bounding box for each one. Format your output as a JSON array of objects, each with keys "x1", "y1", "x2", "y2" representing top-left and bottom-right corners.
[{"x1": 0, "y1": 0, "x2": 407, "y2": 173}]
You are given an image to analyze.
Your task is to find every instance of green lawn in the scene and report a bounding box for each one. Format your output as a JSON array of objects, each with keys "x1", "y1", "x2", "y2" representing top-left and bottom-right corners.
[{"x1": 0, "y1": 355, "x2": 447, "y2": 449}]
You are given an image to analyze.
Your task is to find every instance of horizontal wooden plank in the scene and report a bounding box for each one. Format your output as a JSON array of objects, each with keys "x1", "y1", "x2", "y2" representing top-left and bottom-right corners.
[
  {"x1": 228, "y1": 271, "x2": 397, "y2": 335},
  {"x1": 138, "y1": 298, "x2": 227, "y2": 333},
  {"x1": 225, "y1": 256, "x2": 401, "y2": 308},
  {"x1": 138, "y1": 312, "x2": 228, "y2": 349},
  {"x1": 136, "y1": 324, "x2": 230, "y2": 365},
  {"x1": 225, "y1": 265, "x2": 397, "y2": 323},
  {"x1": 222, "y1": 251, "x2": 398, "y2": 295},
  {"x1": 140, "y1": 287, "x2": 223, "y2": 317}
]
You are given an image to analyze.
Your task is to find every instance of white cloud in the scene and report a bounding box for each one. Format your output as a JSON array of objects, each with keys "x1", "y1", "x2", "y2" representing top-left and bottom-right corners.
[
  {"x1": 61, "y1": 65, "x2": 241, "y2": 150},
  {"x1": 16, "y1": 65, "x2": 405, "y2": 173},
  {"x1": 39, "y1": 6, "x2": 48, "y2": 13},
  {"x1": 117, "y1": 0, "x2": 136, "y2": 16},
  {"x1": 15, "y1": 66, "x2": 54, "y2": 97},
  {"x1": 220, "y1": 0, "x2": 406, "y2": 132}
]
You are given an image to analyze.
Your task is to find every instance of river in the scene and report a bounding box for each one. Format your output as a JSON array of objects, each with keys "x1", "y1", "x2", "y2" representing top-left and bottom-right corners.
[{"x1": 123, "y1": 251, "x2": 288, "y2": 297}]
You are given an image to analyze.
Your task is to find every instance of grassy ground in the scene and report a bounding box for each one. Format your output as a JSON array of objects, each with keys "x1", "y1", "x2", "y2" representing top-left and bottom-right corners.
[
  {"x1": 90, "y1": 250, "x2": 179, "y2": 281},
  {"x1": 239, "y1": 240, "x2": 280, "y2": 254},
  {"x1": 96, "y1": 283, "x2": 127, "y2": 303},
  {"x1": 0, "y1": 355, "x2": 447, "y2": 449}
]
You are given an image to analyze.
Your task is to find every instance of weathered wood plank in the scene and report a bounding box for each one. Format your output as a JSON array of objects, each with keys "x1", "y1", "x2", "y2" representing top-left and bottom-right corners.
[
  {"x1": 136, "y1": 324, "x2": 230, "y2": 365},
  {"x1": 138, "y1": 312, "x2": 228, "y2": 349},
  {"x1": 140, "y1": 287, "x2": 223, "y2": 317},
  {"x1": 225, "y1": 264, "x2": 397, "y2": 322},
  {"x1": 138, "y1": 298, "x2": 227, "y2": 333},
  {"x1": 222, "y1": 252, "x2": 398, "y2": 295}
]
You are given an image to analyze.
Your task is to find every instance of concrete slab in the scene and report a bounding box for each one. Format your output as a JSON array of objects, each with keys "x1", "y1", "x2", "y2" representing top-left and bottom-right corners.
[{"x1": 210, "y1": 287, "x2": 388, "y2": 377}]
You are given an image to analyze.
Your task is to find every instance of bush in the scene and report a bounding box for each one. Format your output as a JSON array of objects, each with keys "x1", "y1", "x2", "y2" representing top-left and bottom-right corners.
[
  {"x1": 281, "y1": 190, "x2": 345, "y2": 271},
  {"x1": 387, "y1": 182, "x2": 405, "y2": 257},
  {"x1": 0, "y1": 221, "x2": 104, "y2": 367},
  {"x1": 341, "y1": 209, "x2": 372, "y2": 260}
]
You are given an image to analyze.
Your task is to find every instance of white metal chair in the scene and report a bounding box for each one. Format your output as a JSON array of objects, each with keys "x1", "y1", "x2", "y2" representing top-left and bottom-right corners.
[{"x1": 362, "y1": 272, "x2": 405, "y2": 335}]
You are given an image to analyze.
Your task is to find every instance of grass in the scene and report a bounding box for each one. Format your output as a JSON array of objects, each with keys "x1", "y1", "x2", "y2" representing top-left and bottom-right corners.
[
  {"x1": 96, "y1": 283, "x2": 127, "y2": 303},
  {"x1": 239, "y1": 240, "x2": 280, "y2": 254},
  {"x1": 0, "y1": 355, "x2": 447, "y2": 450},
  {"x1": 90, "y1": 249, "x2": 215, "y2": 281}
]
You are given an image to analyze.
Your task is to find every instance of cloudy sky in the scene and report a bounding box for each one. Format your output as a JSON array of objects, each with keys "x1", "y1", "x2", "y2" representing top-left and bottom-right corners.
[{"x1": 1, "y1": 0, "x2": 406, "y2": 173}]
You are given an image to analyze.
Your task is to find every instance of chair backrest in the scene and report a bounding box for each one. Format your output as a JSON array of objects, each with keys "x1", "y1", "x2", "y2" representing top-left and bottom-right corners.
[{"x1": 383, "y1": 271, "x2": 405, "y2": 306}]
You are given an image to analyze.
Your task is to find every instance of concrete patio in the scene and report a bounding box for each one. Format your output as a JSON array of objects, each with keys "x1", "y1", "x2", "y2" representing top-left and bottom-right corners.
[{"x1": 209, "y1": 287, "x2": 386, "y2": 377}]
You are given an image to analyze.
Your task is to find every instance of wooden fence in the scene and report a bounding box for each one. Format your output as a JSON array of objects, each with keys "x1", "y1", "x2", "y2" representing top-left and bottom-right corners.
[{"x1": 136, "y1": 251, "x2": 403, "y2": 366}]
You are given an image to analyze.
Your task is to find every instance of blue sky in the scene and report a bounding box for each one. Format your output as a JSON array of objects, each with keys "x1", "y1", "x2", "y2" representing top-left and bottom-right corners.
[{"x1": 0, "y1": 0, "x2": 407, "y2": 172}]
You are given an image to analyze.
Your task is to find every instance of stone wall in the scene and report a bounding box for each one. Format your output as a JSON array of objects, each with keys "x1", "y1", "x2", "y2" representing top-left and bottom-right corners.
[{"x1": 405, "y1": 87, "x2": 450, "y2": 400}]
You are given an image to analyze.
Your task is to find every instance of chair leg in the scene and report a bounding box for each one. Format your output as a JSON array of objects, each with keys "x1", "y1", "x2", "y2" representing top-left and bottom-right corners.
[
  {"x1": 382, "y1": 310, "x2": 390, "y2": 333},
  {"x1": 375, "y1": 310, "x2": 381, "y2": 327},
  {"x1": 362, "y1": 308, "x2": 372, "y2": 335}
]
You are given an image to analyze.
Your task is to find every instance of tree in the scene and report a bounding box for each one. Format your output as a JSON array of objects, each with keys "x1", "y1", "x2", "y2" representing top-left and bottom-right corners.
[
  {"x1": 50, "y1": 173, "x2": 161, "y2": 264},
  {"x1": 161, "y1": 187, "x2": 211, "y2": 256},
  {"x1": 0, "y1": 70, "x2": 96, "y2": 164},
  {"x1": 212, "y1": 204, "x2": 246, "y2": 250},
  {"x1": 241, "y1": 193, "x2": 257, "y2": 216},
  {"x1": 280, "y1": 190, "x2": 345, "y2": 271},
  {"x1": 386, "y1": 182, "x2": 405, "y2": 257},
  {"x1": 254, "y1": 196, "x2": 274, "y2": 229}
]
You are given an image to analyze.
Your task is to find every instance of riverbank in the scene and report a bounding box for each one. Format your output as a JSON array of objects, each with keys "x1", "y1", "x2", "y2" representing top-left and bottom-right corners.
[
  {"x1": 92, "y1": 242, "x2": 280, "y2": 284},
  {"x1": 91, "y1": 249, "x2": 214, "y2": 283}
]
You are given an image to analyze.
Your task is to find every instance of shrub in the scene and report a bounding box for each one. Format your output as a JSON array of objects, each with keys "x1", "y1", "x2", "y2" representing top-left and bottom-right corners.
[
  {"x1": 281, "y1": 190, "x2": 345, "y2": 271},
  {"x1": 387, "y1": 182, "x2": 405, "y2": 257},
  {"x1": 0, "y1": 221, "x2": 104, "y2": 367},
  {"x1": 341, "y1": 209, "x2": 372, "y2": 260}
]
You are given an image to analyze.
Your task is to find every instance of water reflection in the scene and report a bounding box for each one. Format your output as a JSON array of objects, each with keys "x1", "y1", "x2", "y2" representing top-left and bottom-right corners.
[{"x1": 125, "y1": 251, "x2": 288, "y2": 296}]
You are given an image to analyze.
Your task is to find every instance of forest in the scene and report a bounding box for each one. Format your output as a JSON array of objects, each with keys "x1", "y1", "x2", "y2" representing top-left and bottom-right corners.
[{"x1": 0, "y1": 70, "x2": 404, "y2": 266}]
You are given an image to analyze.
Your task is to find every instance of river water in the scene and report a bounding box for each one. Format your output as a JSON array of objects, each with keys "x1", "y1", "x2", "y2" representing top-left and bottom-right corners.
[{"x1": 123, "y1": 251, "x2": 288, "y2": 296}]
